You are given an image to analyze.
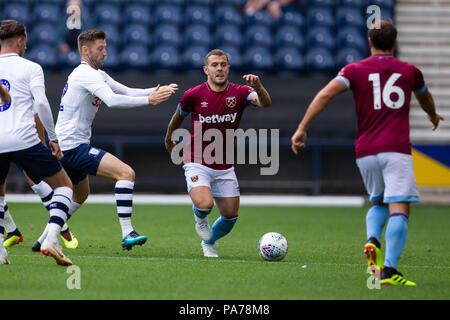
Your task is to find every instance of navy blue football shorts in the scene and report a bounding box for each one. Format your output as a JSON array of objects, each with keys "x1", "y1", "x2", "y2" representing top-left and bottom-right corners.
[
  {"x1": 0, "y1": 142, "x2": 63, "y2": 185},
  {"x1": 60, "y1": 144, "x2": 107, "y2": 185}
]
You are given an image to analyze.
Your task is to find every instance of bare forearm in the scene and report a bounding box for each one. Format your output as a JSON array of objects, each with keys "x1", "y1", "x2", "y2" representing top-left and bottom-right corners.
[
  {"x1": 0, "y1": 85, "x2": 10, "y2": 104},
  {"x1": 165, "y1": 111, "x2": 185, "y2": 143},
  {"x1": 415, "y1": 89, "x2": 436, "y2": 117},
  {"x1": 254, "y1": 85, "x2": 271, "y2": 108},
  {"x1": 297, "y1": 92, "x2": 332, "y2": 131}
]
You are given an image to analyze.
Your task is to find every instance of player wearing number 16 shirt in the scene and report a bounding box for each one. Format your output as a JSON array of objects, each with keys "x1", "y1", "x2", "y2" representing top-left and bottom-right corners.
[{"x1": 290, "y1": 20, "x2": 443, "y2": 286}]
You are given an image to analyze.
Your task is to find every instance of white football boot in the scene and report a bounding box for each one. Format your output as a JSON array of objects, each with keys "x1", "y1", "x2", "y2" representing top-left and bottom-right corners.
[
  {"x1": 194, "y1": 214, "x2": 211, "y2": 241},
  {"x1": 40, "y1": 239, "x2": 72, "y2": 266},
  {"x1": 201, "y1": 240, "x2": 218, "y2": 258}
]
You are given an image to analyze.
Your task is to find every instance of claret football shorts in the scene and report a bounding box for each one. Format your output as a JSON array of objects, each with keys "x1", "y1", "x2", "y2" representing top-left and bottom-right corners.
[
  {"x1": 356, "y1": 152, "x2": 419, "y2": 203},
  {"x1": 183, "y1": 162, "x2": 240, "y2": 198}
]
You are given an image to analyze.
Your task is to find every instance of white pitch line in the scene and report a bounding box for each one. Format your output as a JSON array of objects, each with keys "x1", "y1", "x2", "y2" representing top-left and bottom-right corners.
[{"x1": 10, "y1": 254, "x2": 450, "y2": 270}]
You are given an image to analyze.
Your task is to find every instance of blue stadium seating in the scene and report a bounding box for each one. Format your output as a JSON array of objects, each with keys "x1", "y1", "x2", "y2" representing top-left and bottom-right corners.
[
  {"x1": 120, "y1": 44, "x2": 150, "y2": 69},
  {"x1": 306, "y1": 26, "x2": 335, "y2": 50},
  {"x1": 154, "y1": 5, "x2": 182, "y2": 26},
  {"x1": 123, "y1": 24, "x2": 151, "y2": 47},
  {"x1": 337, "y1": 27, "x2": 367, "y2": 52},
  {"x1": 124, "y1": 4, "x2": 152, "y2": 26},
  {"x1": 94, "y1": 3, "x2": 122, "y2": 26},
  {"x1": 219, "y1": 45, "x2": 243, "y2": 70},
  {"x1": 245, "y1": 25, "x2": 273, "y2": 48},
  {"x1": 185, "y1": 5, "x2": 212, "y2": 26},
  {"x1": 29, "y1": 23, "x2": 58, "y2": 46},
  {"x1": 32, "y1": 4, "x2": 60, "y2": 25},
  {"x1": 336, "y1": 47, "x2": 365, "y2": 68},
  {"x1": 59, "y1": 50, "x2": 81, "y2": 69},
  {"x1": 305, "y1": 47, "x2": 335, "y2": 71},
  {"x1": 27, "y1": 44, "x2": 58, "y2": 69},
  {"x1": 338, "y1": 0, "x2": 365, "y2": 8},
  {"x1": 182, "y1": 45, "x2": 209, "y2": 70},
  {"x1": 215, "y1": 25, "x2": 242, "y2": 48},
  {"x1": 277, "y1": 9, "x2": 305, "y2": 29},
  {"x1": 275, "y1": 25, "x2": 305, "y2": 50},
  {"x1": 215, "y1": 5, "x2": 244, "y2": 27},
  {"x1": 368, "y1": 0, "x2": 395, "y2": 9},
  {"x1": 103, "y1": 45, "x2": 120, "y2": 70},
  {"x1": 153, "y1": 24, "x2": 181, "y2": 48},
  {"x1": 275, "y1": 47, "x2": 304, "y2": 71},
  {"x1": 2, "y1": 3, "x2": 31, "y2": 26},
  {"x1": 307, "y1": 7, "x2": 334, "y2": 28},
  {"x1": 151, "y1": 45, "x2": 181, "y2": 70},
  {"x1": 246, "y1": 10, "x2": 274, "y2": 28},
  {"x1": 184, "y1": 24, "x2": 212, "y2": 48},
  {"x1": 336, "y1": 7, "x2": 365, "y2": 29},
  {"x1": 244, "y1": 46, "x2": 274, "y2": 71}
]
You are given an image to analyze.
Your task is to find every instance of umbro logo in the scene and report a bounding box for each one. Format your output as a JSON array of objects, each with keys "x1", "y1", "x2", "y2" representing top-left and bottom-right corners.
[{"x1": 200, "y1": 102, "x2": 208, "y2": 108}]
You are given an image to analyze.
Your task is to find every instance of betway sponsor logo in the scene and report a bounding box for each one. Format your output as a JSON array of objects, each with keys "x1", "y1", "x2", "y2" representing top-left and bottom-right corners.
[{"x1": 198, "y1": 113, "x2": 237, "y2": 124}]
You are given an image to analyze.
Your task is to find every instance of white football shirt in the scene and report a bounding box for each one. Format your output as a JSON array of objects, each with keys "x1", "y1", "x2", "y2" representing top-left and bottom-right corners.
[
  {"x1": 0, "y1": 53, "x2": 54, "y2": 153},
  {"x1": 56, "y1": 62, "x2": 151, "y2": 151}
]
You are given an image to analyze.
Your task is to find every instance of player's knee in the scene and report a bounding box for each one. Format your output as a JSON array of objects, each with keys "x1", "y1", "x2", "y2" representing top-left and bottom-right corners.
[
  {"x1": 195, "y1": 198, "x2": 214, "y2": 210},
  {"x1": 117, "y1": 166, "x2": 135, "y2": 182}
]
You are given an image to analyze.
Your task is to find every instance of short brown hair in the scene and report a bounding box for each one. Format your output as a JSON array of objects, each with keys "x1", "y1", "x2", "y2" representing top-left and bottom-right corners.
[
  {"x1": 77, "y1": 29, "x2": 106, "y2": 53},
  {"x1": 204, "y1": 49, "x2": 229, "y2": 65},
  {"x1": 368, "y1": 19, "x2": 397, "y2": 51},
  {"x1": 0, "y1": 19, "x2": 26, "y2": 41}
]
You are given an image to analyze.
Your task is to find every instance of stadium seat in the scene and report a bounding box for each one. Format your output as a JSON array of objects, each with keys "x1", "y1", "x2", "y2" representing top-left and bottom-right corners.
[
  {"x1": 336, "y1": 7, "x2": 365, "y2": 29},
  {"x1": 32, "y1": 4, "x2": 60, "y2": 24},
  {"x1": 29, "y1": 23, "x2": 58, "y2": 46},
  {"x1": 185, "y1": 5, "x2": 213, "y2": 26},
  {"x1": 219, "y1": 45, "x2": 243, "y2": 70},
  {"x1": 308, "y1": 0, "x2": 335, "y2": 8},
  {"x1": 245, "y1": 25, "x2": 272, "y2": 48},
  {"x1": 2, "y1": 3, "x2": 31, "y2": 26},
  {"x1": 367, "y1": 0, "x2": 395, "y2": 9},
  {"x1": 306, "y1": 26, "x2": 335, "y2": 50},
  {"x1": 184, "y1": 25, "x2": 211, "y2": 48},
  {"x1": 103, "y1": 45, "x2": 120, "y2": 70},
  {"x1": 275, "y1": 47, "x2": 304, "y2": 71},
  {"x1": 337, "y1": 27, "x2": 367, "y2": 52},
  {"x1": 246, "y1": 10, "x2": 274, "y2": 28},
  {"x1": 94, "y1": 3, "x2": 121, "y2": 26},
  {"x1": 158, "y1": 0, "x2": 185, "y2": 4},
  {"x1": 154, "y1": 5, "x2": 182, "y2": 26},
  {"x1": 59, "y1": 50, "x2": 81, "y2": 69},
  {"x1": 336, "y1": 47, "x2": 365, "y2": 68},
  {"x1": 215, "y1": 25, "x2": 242, "y2": 48},
  {"x1": 215, "y1": 5, "x2": 244, "y2": 28},
  {"x1": 275, "y1": 25, "x2": 305, "y2": 50},
  {"x1": 307, "y1": 7, "x2": 334, "y2": 28},
  {"x1": 153, "y1": 24, "x2": 181, "y2": 48},
  {"x1": 244, "y1": 46, "x2": 274, "y2": 71},
  {"x1": 120, "y1": 44, "x2": 150, "y2": 69},
  {"x1": 27, "y1": 44, "x2": 58, "y2": 69},
  {"x1": 97, "y1": 24, "x2": 121, "y2": 47},
  {"x1": 182, "y1": 45, "x2": 209, "y2": 70},
  {"x1": 305, "y1": 47, "x2": 335, "y2": 71},
  {"x1": 190, "y1": 0, "x2": 215, "y2": 5},
  {"x1": 123, "y1": 24, "x2": 151, "y2": 47},
  {"x1": 124, "y1": 4, "x2": 152, "y2": 26},
  {"x1": 151, "y1": 45, "x2": 180, "y2": 70},
  {"x1": 338, "y1": 0, "x2": 365, "y2": 8},
  {"x1": 277, "y1": 9, "x2": 305, "y2": 29}
]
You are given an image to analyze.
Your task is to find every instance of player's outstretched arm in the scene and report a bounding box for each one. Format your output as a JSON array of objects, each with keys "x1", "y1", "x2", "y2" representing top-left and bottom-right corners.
[
  {"x1": 291, "y1": 79, "x2": 347, "y2": 155},
  {"x1": 148, "y1": 84, "x2": 179, "y2": 106},
  {"x1": 165, "y1": 108, "x2": 188, "y2": 154},
  {"x1": 243, "y1": 74, "x2": 271, "y2": 108},
  {"x1": 0, "y1": 84, "x2": 10, "y2": 104},
  {"x1": 414, "y1": 88, "x2": 444, "y2": 130}
]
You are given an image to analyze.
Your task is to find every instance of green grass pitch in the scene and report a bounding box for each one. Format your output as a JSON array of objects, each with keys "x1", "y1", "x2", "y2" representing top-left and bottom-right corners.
[{"x1": 1, "y1": 202, "x2": 449, "y2": 300}]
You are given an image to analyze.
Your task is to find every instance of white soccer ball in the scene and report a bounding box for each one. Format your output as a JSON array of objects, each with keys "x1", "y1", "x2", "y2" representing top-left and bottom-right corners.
[{"x1": 258, "y1": 232, "x2": 288, "y2": 261}]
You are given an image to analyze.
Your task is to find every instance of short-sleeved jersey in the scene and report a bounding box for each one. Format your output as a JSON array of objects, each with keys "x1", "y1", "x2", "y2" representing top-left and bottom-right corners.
[
  {"x1": 178, "y1": 82, "x2": 255, "y2": 170},
  {"x1": 56, "y1": 62, "x2": 113, "y2": 151},
  {"x1": 0, "y1": 53, "x2": 44, "y2": 153},
  {"x1": 336, "y1": 54, "x2": 426, "y2": 158}
]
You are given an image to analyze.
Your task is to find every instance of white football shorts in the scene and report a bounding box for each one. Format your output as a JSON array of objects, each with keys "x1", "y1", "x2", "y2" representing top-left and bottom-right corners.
[
  {"x1": 183, "y1": 162, "x2": 240, "y2": 198},
  {"x1": 356, "y1": 152, "x2": 419, "y2": 203}
]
